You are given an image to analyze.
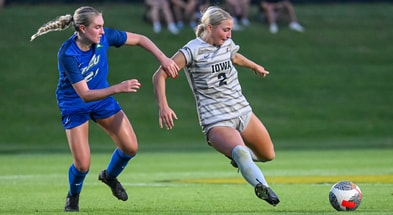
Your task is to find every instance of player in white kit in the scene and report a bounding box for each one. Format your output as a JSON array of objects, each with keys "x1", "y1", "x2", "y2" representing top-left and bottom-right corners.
[{"x1": 153, "y1": 6, "x2": 280, "y2": 206}]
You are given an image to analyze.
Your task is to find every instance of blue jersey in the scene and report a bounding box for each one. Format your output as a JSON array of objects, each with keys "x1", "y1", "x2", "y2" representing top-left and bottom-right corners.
[{"x1": 56, "y1": 28, "x2": 127, "y2": 111}]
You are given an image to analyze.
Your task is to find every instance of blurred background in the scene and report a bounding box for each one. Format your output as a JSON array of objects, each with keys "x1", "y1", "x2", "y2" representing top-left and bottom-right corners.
[
  {"x1": 4, "y1": 0, "x2": 393, "y2": 3},
  {"x1": 0, "y1": 0, "x2": 392, "y2": 154}
]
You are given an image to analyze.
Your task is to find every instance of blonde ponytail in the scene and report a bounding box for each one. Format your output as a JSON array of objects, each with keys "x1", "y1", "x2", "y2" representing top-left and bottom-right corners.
[{"x1": 30, "y1": 14, "x2": 73, "y2": 41}]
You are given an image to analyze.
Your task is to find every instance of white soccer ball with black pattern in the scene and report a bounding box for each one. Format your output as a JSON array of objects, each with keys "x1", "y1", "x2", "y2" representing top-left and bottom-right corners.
[{"x1": 329, "y1": 181, "x2": 362, "y2": 211}]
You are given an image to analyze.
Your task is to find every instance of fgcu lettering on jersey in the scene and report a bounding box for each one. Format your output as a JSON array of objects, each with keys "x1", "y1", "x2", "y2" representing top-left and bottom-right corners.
[
  {"x1": 81, "y1": 54, "x2": 100, "y2": 82},
  {"x1": 56, "y1": 28, "x2": 127, "y2": 109},
  {"x1": 211, "y1": 60, "x2": 231, "y2": 73}
]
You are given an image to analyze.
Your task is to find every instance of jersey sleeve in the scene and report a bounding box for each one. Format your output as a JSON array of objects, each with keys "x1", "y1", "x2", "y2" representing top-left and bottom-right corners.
[
  {"x1": 104, "y1": 28, "x2": 127, "y2": 47},
  {"x1": 179, "y1": 39, "x2": 200, "y2": 67},
  {"x1": 179, "y1": 46, "x2": 194, "y2": 67},
  {"x1": 228, "y1": 39, "x2": 240, "y2": 59}
]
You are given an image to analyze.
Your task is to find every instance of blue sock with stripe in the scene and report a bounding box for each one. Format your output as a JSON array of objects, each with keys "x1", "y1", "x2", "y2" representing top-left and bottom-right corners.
[
  {"x1": 68, "y1": 164, "x2": 88, "y2": 197},
  {"x1": 106, "y1": 148, "x2": 135, "y2": 178}
]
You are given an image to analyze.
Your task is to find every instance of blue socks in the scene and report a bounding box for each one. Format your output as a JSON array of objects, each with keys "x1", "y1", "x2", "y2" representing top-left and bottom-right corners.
[
  {"x1": 232, "y1": 145, "x2": 268, "y2": 187},
  {"x1": 68, "y1": 164, "x2": 88, "y2": 197},
  {"x1": 106, "y1": 148, "x2": 135, "y2": 178},
  {"x1": 67, "y1": 148, "x2": 134, "y2": 196}
]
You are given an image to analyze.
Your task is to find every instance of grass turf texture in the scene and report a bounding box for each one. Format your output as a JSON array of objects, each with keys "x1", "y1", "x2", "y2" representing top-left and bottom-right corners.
[
  {"x1": 1, "y1": 150, "x2": 393, "y2": 214},
  {"x1": 0, "y1": 2, "x2": 392, "y2": 214}
]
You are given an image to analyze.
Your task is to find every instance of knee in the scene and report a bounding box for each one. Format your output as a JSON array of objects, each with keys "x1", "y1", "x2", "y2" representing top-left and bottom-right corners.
[
  {"x1": 121, "y1": 143, "x2": 138, "y2": 156},
  {"x1": 72, "y1": 156, "x2": 90, "y2": 172},
  {"x1": 73, "y1": 163, "x2": 90, "y2": 173}
]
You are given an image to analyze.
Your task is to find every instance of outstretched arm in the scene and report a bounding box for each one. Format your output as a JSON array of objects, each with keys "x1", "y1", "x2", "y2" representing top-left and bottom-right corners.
[
  {"x1": 73, "y1": 79, "x2": 141, "y2": 102},
  {"x1": 152, "y1": 51, "x2": 186, "y2": 129},
  {"x1": 232, "y1": 53, "x2": 269, "y2": 77},
  {"x1": 125, "y1": 32, "x2": 179, "y2": 78}
]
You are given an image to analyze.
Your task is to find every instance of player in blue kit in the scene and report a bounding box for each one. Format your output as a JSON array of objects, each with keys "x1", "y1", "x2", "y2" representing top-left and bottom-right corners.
[{"x1": 30, "y1": 6, "x2": 179, "y2": 212}]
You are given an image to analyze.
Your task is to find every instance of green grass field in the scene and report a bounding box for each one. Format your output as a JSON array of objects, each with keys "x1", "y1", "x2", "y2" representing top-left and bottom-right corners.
[
  {"x1": 1, "y1": 150, "x2": 392, "y2": 214},
  {"x1": 0, "y1": 2, "x2": 392, "y2": 214}
]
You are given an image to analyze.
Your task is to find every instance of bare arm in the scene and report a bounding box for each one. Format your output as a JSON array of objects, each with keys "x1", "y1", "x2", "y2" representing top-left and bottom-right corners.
[
  {"x1": 152, "y1": 51, "x2": 186, "y2": 129},
  {"x1": 125, "y1": 32, "x2": 179, "y2": 78},
  {"x1": 232, "y1": 53, "x2": 269, "y2": 77},
  {"x1": 73, "y1": 79, "x2": 141, "y2": 102}
]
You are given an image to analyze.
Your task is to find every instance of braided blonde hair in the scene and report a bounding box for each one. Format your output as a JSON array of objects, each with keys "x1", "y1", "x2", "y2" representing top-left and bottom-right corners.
[
  {"x1": 30, "y1": 6, "x2": 101, "y2": 42},
  {"x1": 195, "y1": 6, "x2": 232, "y2": 38},
  {"x1": 30, "y1": 14, "x2": 72, "y2": 41}
]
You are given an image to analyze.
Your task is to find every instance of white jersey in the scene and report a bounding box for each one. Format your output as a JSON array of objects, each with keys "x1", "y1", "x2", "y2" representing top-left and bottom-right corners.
[{"x1": 179, "y1": 38, "x2": 252, "y2": 127}]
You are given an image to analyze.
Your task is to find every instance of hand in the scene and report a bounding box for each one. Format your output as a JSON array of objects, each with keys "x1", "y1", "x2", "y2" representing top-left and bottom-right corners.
[
  {"x1": 159, "y1": 106, "x2": 178, "y2": 130},
  {"x1": 160, "y1": 58, "x2": 180, "y2": 78},
  {"x1": 117, "y1": 79, "x2": 141, "y2": 93},
  {"x1": 252, "y1": 65, "x2": 269, "y2": 78}
]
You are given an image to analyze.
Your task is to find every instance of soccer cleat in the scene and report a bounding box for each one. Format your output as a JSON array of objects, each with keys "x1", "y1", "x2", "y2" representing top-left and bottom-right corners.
[
  {"x1": 255, "y1": 183, "x2": 280, "y2": 206},
  {"x1": 98, "y1": 170, "x2": 128, "y2": 201},
  {"x1": 230, "y1": 159, "x2": 238, "y2": 169},
  {"x1": 226, "y1": 156, "x2": 238, "y2": 168},
  {"x1": 64, "y1": 194, "x2": 79, "y2": 212}
]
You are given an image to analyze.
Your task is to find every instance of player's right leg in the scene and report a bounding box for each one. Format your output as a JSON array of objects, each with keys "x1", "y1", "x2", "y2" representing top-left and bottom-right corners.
[
  {"x1": 64, "y1": 122, "x2": 91, "y2": 212},
  {"x1": 208, "y1": 127, "x2": 279, "y2": 206},
  {"x1": 240, "y1": 113, "x2": 279, "y2": 206}
]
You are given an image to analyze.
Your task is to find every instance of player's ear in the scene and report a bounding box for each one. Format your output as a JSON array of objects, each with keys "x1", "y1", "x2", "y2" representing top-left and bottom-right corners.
[
  {"x1": 206, "y1": 24, "x2": 213, "y2": 33},
  {"x1": 79, "y1": 25, "x2": 86, "y2": 33}
]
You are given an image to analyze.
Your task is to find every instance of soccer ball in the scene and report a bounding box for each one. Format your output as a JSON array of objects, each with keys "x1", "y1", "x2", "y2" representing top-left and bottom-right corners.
[{"x1": 329, "y1": 181, "x2": 362, "y2": 211}]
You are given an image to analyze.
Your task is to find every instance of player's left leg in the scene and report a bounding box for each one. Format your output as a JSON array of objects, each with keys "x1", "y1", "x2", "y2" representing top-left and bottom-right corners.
[
  {"x1": 241, "y1": 112, "x2": 275, "y2": 162},
  {"x1": 96, "y1": 110, "x2": 138, "y2": 201}
]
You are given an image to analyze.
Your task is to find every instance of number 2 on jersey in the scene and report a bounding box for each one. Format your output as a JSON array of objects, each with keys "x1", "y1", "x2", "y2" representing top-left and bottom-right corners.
[{"x1": 218, "y1": 73, "x2": 227, "y2": 86}]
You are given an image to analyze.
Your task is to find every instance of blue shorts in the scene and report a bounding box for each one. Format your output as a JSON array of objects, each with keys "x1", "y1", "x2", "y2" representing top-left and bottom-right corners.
[{"x1": 60, "y1": 97, "x2": 122, "y2": 129}]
